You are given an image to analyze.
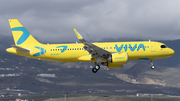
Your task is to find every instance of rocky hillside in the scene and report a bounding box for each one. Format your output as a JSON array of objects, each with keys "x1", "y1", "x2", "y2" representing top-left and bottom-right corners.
[{"x1": 108, "y1": 63, "x2": 180, "y2": 88}]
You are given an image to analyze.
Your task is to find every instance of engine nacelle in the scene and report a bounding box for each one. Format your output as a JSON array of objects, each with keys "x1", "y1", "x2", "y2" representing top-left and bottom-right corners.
[{"x1": 108, "y1": 53, "x2": 128, "y2": 64}]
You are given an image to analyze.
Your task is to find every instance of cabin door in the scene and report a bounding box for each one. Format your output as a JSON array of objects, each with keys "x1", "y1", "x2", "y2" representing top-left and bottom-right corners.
[{"x1": 150, "y1": 43, "x2": 156, "y2": 52}]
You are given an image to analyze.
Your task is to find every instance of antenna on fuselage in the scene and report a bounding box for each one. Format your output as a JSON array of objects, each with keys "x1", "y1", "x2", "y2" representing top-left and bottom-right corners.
[
  {"x1": 76, "y1": 41, "x2": 78, "y2": 44},
  {"x1": 149, "y1": 39, "x2": 151, "y2": 42}
]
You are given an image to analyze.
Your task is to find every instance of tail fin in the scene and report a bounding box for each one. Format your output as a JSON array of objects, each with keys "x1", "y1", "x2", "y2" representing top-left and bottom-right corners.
[{"x1": 8, "y1": 19, "x2": 42, "y2": 46}]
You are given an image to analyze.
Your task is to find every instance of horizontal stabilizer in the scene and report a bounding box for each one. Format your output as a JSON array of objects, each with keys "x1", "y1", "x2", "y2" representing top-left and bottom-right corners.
[{"x1": 11, "y1": 45, "x2": 30, "y2": 53}]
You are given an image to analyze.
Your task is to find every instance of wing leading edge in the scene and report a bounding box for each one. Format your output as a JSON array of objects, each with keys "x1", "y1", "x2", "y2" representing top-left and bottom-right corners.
[{"x1": 74, "y1": 29, "x2": 111, "y2": 59}]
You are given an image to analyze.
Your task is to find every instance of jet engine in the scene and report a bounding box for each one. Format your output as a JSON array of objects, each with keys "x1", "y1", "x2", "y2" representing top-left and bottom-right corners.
[{"x1": 108, "y1": 53, "x2": 128, "y2": 64}]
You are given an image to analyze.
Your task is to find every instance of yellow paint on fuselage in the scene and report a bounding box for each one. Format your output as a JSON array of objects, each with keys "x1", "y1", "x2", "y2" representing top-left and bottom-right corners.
[{"x1": 7, "y1": 41, "x2": 175, "y2": 62}]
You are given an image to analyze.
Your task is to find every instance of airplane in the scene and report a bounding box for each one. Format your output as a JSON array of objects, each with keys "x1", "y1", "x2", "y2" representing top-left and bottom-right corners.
[{"x1": 6, "y1": 19, "x2": 175, "y2": 73}]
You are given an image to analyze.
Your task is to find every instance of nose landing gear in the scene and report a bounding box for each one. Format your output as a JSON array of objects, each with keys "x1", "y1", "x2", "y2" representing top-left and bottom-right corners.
[{"x1": 150, "y1": 60, "x2": 155, "y2": 69}]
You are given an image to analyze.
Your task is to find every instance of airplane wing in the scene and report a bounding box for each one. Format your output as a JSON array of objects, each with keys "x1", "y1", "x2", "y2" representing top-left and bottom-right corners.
[
  {"x1": 11, "y1": 45, "x2": 30, "y2": 53},
  {"x1": 74, "y1": 29, "x2": 111, "y2": 59}
]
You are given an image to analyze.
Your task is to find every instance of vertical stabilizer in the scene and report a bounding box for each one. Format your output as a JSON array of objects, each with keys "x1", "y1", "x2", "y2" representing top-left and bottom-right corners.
[{"x1": 8, "y1": 19, "x2": 42, "y2": 46}]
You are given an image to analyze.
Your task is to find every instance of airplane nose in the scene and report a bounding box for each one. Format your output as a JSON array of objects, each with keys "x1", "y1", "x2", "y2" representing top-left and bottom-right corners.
[{"x1": 169, "y1": 48, "x2": 175, "y2": 56}]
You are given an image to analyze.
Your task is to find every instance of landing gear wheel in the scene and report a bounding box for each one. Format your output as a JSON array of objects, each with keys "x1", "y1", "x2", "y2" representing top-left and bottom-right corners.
[
  {"x1": 95, "y1": 64, "x2": 100, "y2": 70},
  {"x1": 151, "y1": 65, "x2": 155, "y2": 69},
  {"x1": 92, "y1": 65, "x2": 100, "y2": 73},
  {"x1": 92, "y1": 68, "x2": 98, "y2": 73}
]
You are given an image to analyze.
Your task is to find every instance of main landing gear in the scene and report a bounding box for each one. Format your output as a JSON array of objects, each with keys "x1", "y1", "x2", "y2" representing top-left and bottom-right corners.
[
  {"x1": 150, "y1": 60, "x2": 155, "y2": 69},
  {"x1": 92, "y1": 57, "x2": 102, "y2": 73},
  {"x1": 92, "y1": 64, "x2": 100, "y2": 73}
]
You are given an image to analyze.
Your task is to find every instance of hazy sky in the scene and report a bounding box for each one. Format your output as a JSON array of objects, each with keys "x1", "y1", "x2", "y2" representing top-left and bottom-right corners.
[{"x1": 1, "y1": 0, "x2": 180, "y2": 42}]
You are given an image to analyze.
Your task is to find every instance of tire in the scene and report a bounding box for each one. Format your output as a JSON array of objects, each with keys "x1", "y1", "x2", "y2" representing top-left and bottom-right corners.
[
  {"x1": 95, "y1": 65, "x2": 100, "y2": 70},
  {"x1": 92, "y1": 68, "x2": 97, "y2": 73},
  {"x1": 151, "y1": 65, "x2": 155, "y2": 69}
]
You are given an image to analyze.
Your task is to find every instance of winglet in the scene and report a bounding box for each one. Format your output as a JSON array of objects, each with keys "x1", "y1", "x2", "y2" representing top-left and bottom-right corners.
[{"x1": 74, "y1": 29, "x2": 83, "y2": 40}]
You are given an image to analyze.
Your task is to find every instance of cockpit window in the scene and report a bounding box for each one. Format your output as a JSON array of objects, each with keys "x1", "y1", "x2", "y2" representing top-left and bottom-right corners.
[{"x1": 161, "y1": 45, "x2": 167, "y2": 48}]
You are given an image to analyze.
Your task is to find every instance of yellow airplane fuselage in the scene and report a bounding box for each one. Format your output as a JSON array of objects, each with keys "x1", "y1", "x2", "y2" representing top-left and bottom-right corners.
[{"x1": 7, "y1": 41, "x2": 174, "y2": 62}]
